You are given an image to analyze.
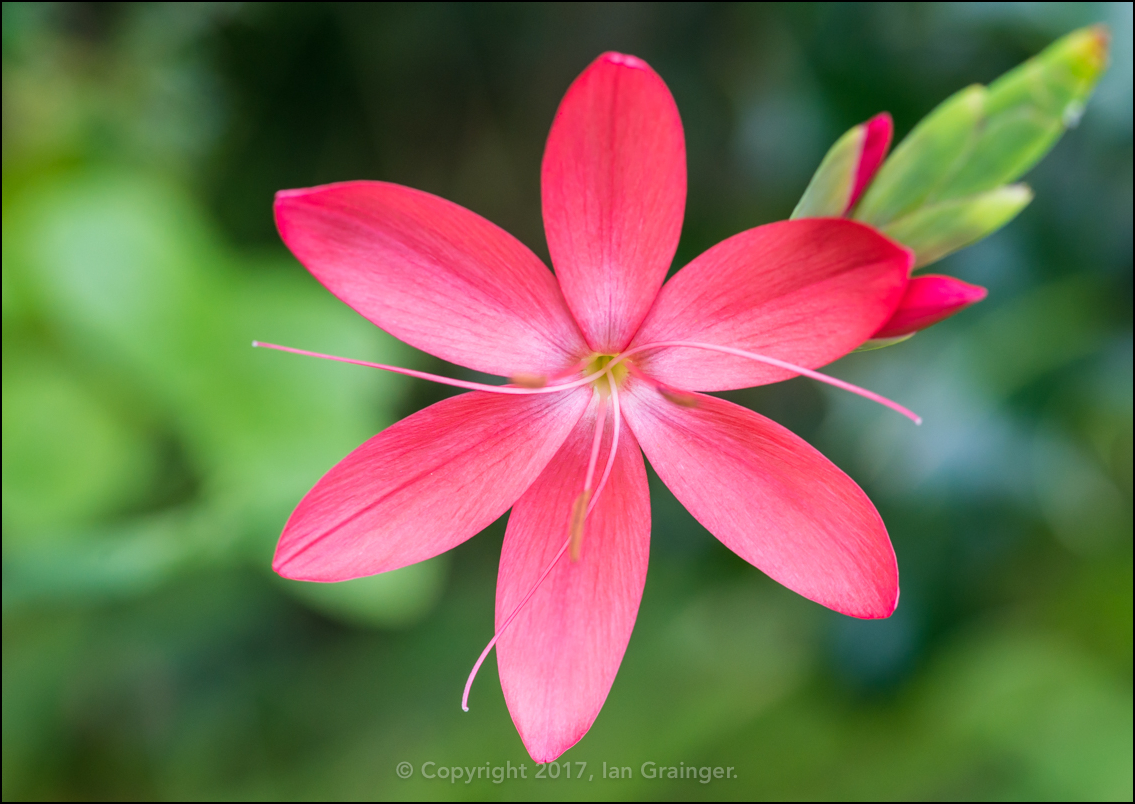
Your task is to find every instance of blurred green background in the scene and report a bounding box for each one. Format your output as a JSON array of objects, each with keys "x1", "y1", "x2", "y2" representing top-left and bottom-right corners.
[{"x1": 3, "y1": 3, "x2": 1131, "y2": 800}]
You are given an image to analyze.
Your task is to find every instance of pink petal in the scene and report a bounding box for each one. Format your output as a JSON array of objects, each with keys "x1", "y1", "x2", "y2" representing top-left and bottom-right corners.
[
  {"x1": 275, "y1": 181, "x2": 587, "y2": 378},
  {"x1": 496, "y1": 399, "x2": 650, "y2": 762},
  {"x1": 274, "y1": 389, "x2": 590, "y2": 581},
  {"x1": 622, "y1": 384, "x2": 897, "y2": 618},
  {"x1": 873, "y1": 274, "x2": 988, "y2": 338},
  {"x1": 848, "y1": 112, "x2": 893, "y2": 213},
  {"x1": 542, "y1": 52, "x2": 687, "y2": 353},
  {"x1": 631, "y1": 219, "x2": 912, "y2": 391}
]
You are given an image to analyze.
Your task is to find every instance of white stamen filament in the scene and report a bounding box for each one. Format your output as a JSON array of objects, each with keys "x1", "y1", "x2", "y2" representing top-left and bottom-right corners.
[
  {"x1": 252, "y1": 341, "x2": 606, "y2": 396},
  {"x1": 581, "y1": 396, "x2": 608, "y2": 493},
  {"x1": 255, "y1": 338, "x2": 918, "y2": 423},
  {"x1": 588, "y1": 372, "x2": 621, "y2": 514},
  {"x1": 460, "y1": 531, "x2": 571, "y2": 712},
  {"x1": 570, "y1": 395, "x2": 608, "y2": 561},
  {"x1": 609, "y1": 340, "x2": 922, "y2": 425}
]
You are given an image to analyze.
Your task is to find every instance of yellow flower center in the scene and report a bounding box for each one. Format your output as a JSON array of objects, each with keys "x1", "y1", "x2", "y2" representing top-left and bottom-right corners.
[{"x1": 584, "y1": 353, "x2": 630, "y2": 393}]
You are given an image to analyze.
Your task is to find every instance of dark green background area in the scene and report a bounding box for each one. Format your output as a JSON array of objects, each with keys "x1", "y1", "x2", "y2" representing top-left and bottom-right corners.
[{"x1": 3, "y1": 3, "x2": 1131, "y2": 800}]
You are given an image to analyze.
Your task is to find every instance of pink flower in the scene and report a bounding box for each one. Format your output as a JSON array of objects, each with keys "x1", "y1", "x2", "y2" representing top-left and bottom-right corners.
[{"x1": 263, "y1": 52, "x2": 915, "y2": 762}]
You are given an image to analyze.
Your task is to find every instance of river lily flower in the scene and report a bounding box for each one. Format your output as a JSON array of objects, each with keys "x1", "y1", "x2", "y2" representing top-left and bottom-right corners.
[{"x1": 261, "y1": 52, "x2": 917, "y2": 762}]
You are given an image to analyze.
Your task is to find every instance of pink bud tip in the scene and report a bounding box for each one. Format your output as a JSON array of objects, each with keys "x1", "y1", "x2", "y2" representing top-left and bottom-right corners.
[
  {"x1": 873, "y1": 274, "x2": 988, "y2": 339},
  {"x1": 600, "y1": 52, "x2": 649, "y2": 70},
  {"x1": 848, "y1": 112, "x2": 893, "y2": 213}
]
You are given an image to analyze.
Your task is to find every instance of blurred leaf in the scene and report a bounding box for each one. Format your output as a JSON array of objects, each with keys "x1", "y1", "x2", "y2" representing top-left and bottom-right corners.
[
  {"x1": 1, "y1": 613, "x2": 88, "y2": 799},
  {"x1": 791, "y1": 123, "x2": 863, "y2": 219},
  {"x1": 1, "y1": 230, "x2": 25, "y2": 324},
  {"x1": 283, "y1": 556, "x2": 450, "y2": 629},
  {"x1": 18, "y1": 168, "x2": 411, "y2": 497},
  {"x1": 1047, "y1": 559, "x2": 1133, "y2": 672},
  {"x1": 20, "y1": 171, "x2": 229, "y2": 432},
  {"x1": 879, "y1": 184, "x2": 1033, "y2": 269},
  {"x1": 970, "y1": 275, "x2": 1108, "y2": 399},
  {"x1": 7, "y1": 169, "x2": 416, "y2": 601},
  {"x1": 2, "y1": 353, "x2": 154, "y2": 534},
  {"x1": 2, "y1": 507, "x2": 235, "y2": 608},
  {"x1": 1033, "y1": 430, "x2": 1130, "y2": 556},
  {"x1": 928, "y1": 630, "x2": 1133, "y2": 800}
]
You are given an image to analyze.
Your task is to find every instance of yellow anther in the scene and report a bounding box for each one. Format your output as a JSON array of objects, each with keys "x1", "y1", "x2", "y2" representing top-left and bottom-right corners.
[
  {"x1": 568, "y1": 489, "x2": 592, "y2": 562},
  {"x1": 511, "y1": 373, "x2": 547, "y2": 388},
  {"x1": 660, "y1": 388, "x2": 699, "y2": 407}
]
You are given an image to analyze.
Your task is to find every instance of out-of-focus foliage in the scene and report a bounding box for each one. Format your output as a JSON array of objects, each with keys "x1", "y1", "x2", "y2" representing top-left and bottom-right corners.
[{"x1": 3, "y1": 3, "x2": 1131, "y2": 801}]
